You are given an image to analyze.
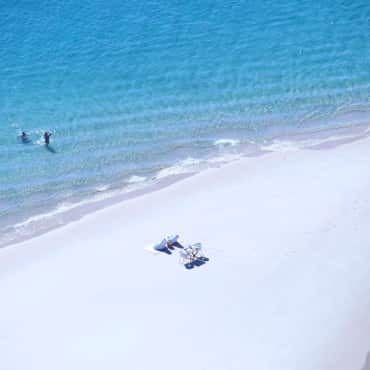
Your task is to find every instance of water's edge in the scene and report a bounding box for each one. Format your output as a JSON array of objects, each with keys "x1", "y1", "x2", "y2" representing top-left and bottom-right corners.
[{"x1": 3, "y1": 117, "x2": 370, "y2": 250}]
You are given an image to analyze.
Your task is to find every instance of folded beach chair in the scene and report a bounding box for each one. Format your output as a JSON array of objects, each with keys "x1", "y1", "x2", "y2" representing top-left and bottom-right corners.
[
  {"x1": 153, "y1": 238, "x2": 167, "y2": 251},
  {"x1": 152, "y1": 234, "x2": 179, "y2": 251},
  {"x1": 165, "y1": 234, "x2": 179, "y2": 246}
]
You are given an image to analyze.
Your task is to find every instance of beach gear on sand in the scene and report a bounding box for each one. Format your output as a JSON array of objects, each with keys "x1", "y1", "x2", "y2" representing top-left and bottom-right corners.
[
  {"x1": 144, "y1": 234, "x2": 180, "y2": 254},
  {"x1": 179, "y1": 243, "x2": 203, "y2": 265},
  {"x1": 144, "y1": 239, "x2": 167, "y2": 255},
  {"x1": 165, "y1": 234, "x2": 179, "y2": 246},
  {"x1": 153, "y1": 235, "x2": 180, "y2": 250},
  {"x1": 145, "y1": 237, "x2": 208, "y2": 268},
  {"x1": 154, "y1": 238, "x2": 168, "y2": 251}
]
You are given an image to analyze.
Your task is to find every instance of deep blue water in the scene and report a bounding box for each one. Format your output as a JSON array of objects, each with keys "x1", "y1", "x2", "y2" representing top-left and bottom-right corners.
[{"x1": 1, "y1": 0, "x2": 370, "y2": 245}]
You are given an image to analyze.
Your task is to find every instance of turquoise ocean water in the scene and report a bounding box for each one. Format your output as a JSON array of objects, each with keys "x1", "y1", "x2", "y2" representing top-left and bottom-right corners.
[{"x1": 1, "y1": 0, "x2": 370, "y2": 246}]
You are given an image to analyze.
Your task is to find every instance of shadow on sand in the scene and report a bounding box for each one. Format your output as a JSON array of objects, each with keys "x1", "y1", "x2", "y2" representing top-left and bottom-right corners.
[{"x1": 184, "y1": 256, "x2": 210, "y2": 270}]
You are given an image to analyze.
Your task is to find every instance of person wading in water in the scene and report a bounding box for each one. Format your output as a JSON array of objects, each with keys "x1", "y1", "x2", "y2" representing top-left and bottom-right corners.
[
  {"x1": 44, "y1": 131, "x2": 52, "y2": 145},
  {"x1": 20, "y1": 131, "x2": 28, "y2": 143}
]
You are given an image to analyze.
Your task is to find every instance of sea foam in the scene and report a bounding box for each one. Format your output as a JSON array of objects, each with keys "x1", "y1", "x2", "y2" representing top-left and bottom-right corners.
[{"x1": 214, "y1": 139, "x2": 240, "y2": 147}]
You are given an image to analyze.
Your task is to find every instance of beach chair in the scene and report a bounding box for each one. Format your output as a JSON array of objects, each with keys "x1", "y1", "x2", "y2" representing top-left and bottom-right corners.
[
  {"x1": 166, "y1": 234, "x2": 179, "y2": 244},
  {"x1": 165, "y1": 234, "x2": 180, "y2": 249},
  {"x1": 179, "y1": 243, "x2": 200, "y2": 261},
  {"x1": 179, "y1": 248, "x2": 195, "y2": 265},
  {"x1": 153, "y1": 238, "x2": 167, "y2": 251},
  {"x1": 188, "y1": 243, "x2": 203, "y2": 259}
]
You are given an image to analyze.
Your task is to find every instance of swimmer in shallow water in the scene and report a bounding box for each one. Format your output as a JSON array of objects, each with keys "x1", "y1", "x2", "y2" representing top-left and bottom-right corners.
[
  {"x1": 44, "y1": 131, "x2": 52, "y2": 145},
  {"x1": 19, "y1": 131, "x2": 29, "y2": 143}
]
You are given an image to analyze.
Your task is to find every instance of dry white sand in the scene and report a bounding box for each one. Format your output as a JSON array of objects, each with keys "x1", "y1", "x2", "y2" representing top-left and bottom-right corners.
[{"x1": 1, "y1": 135, "x2": 370, "y2": 370}]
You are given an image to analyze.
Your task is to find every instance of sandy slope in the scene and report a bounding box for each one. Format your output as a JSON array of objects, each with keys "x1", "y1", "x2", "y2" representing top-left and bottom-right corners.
[{"x1": 1, "y1": 136, "x2": 370, "y2": 370}]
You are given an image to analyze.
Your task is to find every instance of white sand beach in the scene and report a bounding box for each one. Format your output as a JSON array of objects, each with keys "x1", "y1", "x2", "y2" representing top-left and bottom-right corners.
[{"x1": 1, "y1": 134, "x2": 370, "y2": 370}]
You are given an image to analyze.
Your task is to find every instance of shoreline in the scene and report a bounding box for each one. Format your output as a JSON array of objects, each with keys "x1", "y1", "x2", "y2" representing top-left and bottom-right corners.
[
  {"x1": 2, "y1": 118, "x2": 370, "y2": 249},
  {"x1": 2, "y1": 128, "x2": 370, "y2": 369}
]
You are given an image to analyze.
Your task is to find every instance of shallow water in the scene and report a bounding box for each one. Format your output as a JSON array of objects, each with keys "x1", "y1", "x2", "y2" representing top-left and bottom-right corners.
[{"x1": 1, "y1": 0, "x2": 370, "y2": 246}]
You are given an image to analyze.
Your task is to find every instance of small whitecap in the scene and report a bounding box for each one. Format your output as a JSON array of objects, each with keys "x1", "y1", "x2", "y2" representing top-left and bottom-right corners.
[
  {"x1": 214, "y1": 139, "x2": 240, "y2": 147},
  {"x1": 127, "y1": 175, "x2": 147, "y2": 184},
  {"x1": 156, "y1": 157, "x2": 201, "y2": 179},
  {"x1": 12, "y1": 203, "x2": 74, "y2": 229},
  {"x1": 207, "y1": 153, "x2": 242, "y2": 164},
  {"x1": 95, "y1": 185, "x2": 110, "y2": 192},
  {"x1": 261, "y1": 140, "x2": 303, "y2": 152},
  {"x1": 180, "y1": 157, "x2": 201, "y2": 166}
]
